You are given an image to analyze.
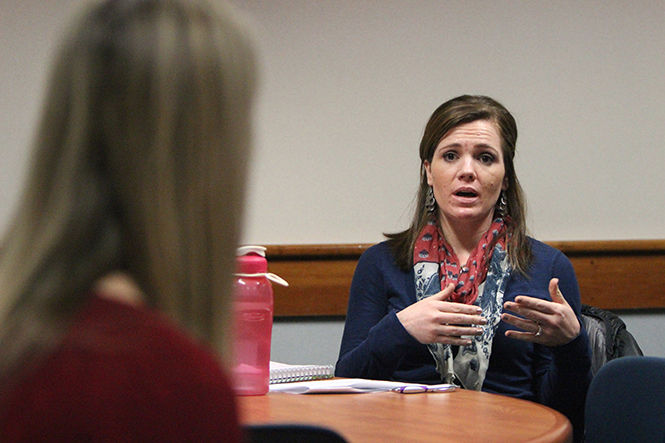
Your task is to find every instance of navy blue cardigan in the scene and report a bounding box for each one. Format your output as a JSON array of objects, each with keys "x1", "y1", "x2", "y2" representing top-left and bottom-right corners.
[{"x1": 336, "y1": 238, "x2": 592, "y2": 436}]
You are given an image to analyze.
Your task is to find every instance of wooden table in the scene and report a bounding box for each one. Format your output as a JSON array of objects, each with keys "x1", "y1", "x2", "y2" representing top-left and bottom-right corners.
[{"x1": 239, "y1": 389, "x2": 572, "y2": 442}]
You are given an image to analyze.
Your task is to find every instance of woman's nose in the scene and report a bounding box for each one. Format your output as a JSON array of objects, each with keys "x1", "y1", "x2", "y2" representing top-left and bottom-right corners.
[{"x1": 458, "y1": 157, "x2": 476, "y2": 181}]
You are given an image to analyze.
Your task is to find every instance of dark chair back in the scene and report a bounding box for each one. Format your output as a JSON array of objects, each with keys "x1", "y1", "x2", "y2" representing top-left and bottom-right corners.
[
  {"x1": 243, "y1": 424, "x2": 348, "y2": 443},
  {"x1": 584, "y1": 356, "x2": 665, "y2": 442},
  {"x1": 581, "y1": 304, "x2": 643, "y2": 376}
]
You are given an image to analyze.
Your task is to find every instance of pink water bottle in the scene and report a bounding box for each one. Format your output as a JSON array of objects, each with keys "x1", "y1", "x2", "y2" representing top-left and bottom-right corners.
[{"x1": 231, "y1": 246, "x2": 286, "y2": 396}]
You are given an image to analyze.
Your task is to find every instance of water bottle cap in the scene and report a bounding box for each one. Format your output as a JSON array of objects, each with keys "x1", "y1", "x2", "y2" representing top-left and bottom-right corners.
[
  {"x1": 236, "y1": 245, "x2": 266, "y2": 257},
  {"x1": 236, "y1": 246, "x2": 268, "y2": 274},
  {"x1": 234, "y1": 245, "x2": 288, "y2": 286}
]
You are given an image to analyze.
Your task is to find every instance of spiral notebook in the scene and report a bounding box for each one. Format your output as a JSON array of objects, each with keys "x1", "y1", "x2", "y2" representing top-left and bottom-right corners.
[{"x1": 269, "y1": 361, "x2": 335, "y2": 384}]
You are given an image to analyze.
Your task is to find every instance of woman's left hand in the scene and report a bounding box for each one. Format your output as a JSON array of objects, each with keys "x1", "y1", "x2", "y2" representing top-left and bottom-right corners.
[{"x1": 501, "y1": 278, "x2": 580, "y2": 346}]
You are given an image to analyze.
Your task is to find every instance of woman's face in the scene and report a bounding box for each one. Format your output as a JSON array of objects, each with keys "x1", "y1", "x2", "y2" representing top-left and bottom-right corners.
[{"x1": 424, "y1": 119, "x2": 507, "y2": 231}]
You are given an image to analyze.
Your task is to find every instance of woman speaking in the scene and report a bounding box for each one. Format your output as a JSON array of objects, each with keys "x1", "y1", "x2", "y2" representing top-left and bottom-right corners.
[{"x1": 336, "y1": 95, "x2": 592, "y2": 440}]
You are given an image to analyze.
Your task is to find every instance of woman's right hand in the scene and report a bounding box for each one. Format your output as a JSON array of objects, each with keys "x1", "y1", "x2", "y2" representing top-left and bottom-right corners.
[{"x1": 396, "y1": 283, "x2": 487, "y2": 345}]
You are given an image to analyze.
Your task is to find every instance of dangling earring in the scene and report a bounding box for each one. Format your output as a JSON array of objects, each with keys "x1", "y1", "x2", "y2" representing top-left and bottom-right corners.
[
  {"x1": 496, "y1": 190, "x2": 507, "y2": 217},
  {"x1": 425, "y1": 186, "x2": 437, "y2": 214}
]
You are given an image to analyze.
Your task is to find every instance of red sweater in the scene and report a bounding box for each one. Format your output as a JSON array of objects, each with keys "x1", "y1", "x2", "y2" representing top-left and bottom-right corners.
[{"x1": 1, "y1": 295, "x2": 241, "y2": 442}]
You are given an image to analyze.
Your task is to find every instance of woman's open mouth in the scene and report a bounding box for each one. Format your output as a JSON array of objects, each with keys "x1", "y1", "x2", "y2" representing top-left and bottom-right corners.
[{"x1": 454, "y1": 189, "x2": 478, "y2": 198}]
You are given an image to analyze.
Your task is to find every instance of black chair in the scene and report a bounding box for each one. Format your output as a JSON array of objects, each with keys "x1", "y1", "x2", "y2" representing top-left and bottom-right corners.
[
  {"x1": 580, "y1": 304, "x2": 643, "y2": 376},
  {"x1": 584, "y1": 356, "x2": 665, "y2": 442},
  {"x1": 243, "y1": 424, "x2": 348, "y2": 443}
]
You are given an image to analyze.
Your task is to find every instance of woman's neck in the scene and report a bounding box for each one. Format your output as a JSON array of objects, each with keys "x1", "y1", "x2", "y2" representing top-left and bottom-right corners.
[
  {"x1": 93, "y1": 272, "x2": 145, "y2": 306},
  {"x1": 439, "y1": 215, "x2": 493, "y2": 264}
]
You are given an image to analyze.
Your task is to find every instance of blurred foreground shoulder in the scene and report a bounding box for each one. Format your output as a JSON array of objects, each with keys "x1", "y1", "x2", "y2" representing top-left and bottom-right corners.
[{"x1": 1, "y1": 295, "x2": 241, "y2": 442}]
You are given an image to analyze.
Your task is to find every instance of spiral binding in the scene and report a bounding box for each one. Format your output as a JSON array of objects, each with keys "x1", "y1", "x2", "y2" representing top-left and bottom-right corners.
[{"x1": 269, "y1": 364, "x2": 334, "y2": 384}]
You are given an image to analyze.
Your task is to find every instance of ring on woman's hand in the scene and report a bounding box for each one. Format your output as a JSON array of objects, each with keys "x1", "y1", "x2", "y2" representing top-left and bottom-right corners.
[{"x1": 534, "y1": 323, "x2": 543, "y2": 337}]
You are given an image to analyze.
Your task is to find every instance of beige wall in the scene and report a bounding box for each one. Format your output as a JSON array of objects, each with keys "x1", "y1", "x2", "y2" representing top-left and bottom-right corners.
[
  {"x1": 229, "y1": 0, "x2": 665, "y2": 245},
  {"x1": 2, "y1": 0, "x2": 665, "y2": 244}
]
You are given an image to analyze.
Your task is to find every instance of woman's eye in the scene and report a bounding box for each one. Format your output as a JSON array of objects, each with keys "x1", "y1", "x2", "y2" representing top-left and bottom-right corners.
[
  {"x1": 442, "y1": 152, "x2": 457, "y2": 161},
  {"x1": 479, "y1": 153, "x2": 495, "y2": 164}
]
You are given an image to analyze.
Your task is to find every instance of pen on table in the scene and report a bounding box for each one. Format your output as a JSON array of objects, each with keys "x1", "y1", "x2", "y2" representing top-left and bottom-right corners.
[{"x1": 391, "y1": 384, "x2": 458, "y2": 394}]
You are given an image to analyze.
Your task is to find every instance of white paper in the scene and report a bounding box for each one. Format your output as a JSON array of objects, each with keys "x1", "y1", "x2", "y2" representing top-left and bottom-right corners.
[{"x1": 268, "y1": 378, "x2": 456, "y2": 394}]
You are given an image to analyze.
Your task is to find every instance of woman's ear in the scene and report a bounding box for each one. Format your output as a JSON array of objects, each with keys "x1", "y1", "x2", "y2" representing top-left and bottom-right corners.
[
  {"x1": 502, "y1": 176, "x2": 509, "y2": 191},
  {"x1": 424, "y1": 161, "x2": 433, "y2": 186}
]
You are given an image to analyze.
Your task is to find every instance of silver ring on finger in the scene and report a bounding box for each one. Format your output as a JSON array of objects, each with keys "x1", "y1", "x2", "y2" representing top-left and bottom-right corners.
[{"x1": 534, "y1": 323, "x2": 543, "y2": 337}]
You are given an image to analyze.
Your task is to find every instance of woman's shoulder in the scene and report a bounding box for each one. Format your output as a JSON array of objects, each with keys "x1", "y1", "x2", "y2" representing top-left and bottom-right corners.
[
  {"x1": 352, "y1": 241, "x2": 408, "y2": 281},
  {"x1": 45, "y1": 294, "x2": 231, "y2": 395},
  {"x1": 362, "y1": 240, "x2": 394, "y2": 257},
  {"x1": 527, "y1": 237, "x2": 567, "y2": 259},
  {"x1": 79, "y1": 295, "x2": 225, "y2": 374},
  {"x1": 525, "y1": 237, "x2": 575, "y2": 275},
  {"x1": 359, "y1": 241, "x2": 403, "y2": 268},
  {"x1": 1, "y1": 295, "x2": 240, "y2": 441}
]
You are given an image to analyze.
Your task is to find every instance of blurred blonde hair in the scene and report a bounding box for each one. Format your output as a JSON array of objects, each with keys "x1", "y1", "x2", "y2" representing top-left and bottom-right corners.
[{"x1": 0, "y1": 0, "x2": 255, "y2": 385}]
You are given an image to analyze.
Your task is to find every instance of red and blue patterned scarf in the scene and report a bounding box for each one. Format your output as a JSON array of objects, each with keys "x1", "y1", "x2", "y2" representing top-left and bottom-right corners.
[
  {"x1": 413, "y1": 217, "x2": 511, "y2": 389},
  {"x1": 413, "y1": 218, "x2": 507, "y2": 305}
]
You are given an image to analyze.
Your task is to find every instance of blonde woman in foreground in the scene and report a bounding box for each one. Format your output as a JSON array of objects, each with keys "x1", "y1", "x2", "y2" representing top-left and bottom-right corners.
[{"x1": 0, "y1": 0, "x2": 255, "y2": 440}]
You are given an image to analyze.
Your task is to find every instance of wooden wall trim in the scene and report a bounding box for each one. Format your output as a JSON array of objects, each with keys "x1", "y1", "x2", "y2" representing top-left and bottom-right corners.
[{"x1": 265, "y1": 240, "x2": 665, "y2": 317}]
